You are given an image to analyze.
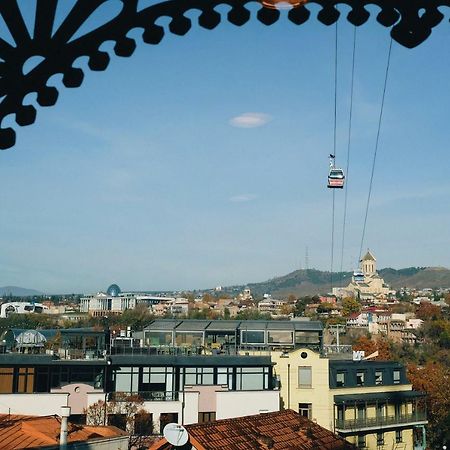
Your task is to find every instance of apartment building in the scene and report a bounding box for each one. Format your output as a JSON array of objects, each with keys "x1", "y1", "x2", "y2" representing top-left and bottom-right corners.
[
  {"x1": 0, "y1": 352, "x2": 279, "y2": 432},
  {"x1": 0, "y1": 319, "x2": 427, "y2": 449}
]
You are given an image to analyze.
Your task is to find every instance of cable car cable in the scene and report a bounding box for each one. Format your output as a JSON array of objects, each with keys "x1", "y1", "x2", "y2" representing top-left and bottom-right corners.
[
  {"x1": 330, "y1": 16, "x2": 339, "y2": 293},
  {"x1": 358, "y1": 38, "x2": 393, "y2": 263},
  {"x1": 339, "y1": 25, "x2": 357, "y2": 284}
]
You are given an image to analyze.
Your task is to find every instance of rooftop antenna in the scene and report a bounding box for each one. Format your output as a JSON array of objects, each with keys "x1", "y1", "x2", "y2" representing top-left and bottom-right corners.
[{"x1": 163, "y1": 423, "x2": 189, "y2": 447}]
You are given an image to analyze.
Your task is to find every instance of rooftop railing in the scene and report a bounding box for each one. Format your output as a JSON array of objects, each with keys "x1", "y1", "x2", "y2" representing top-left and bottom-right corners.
[
  {"x1": 109, "y1": 391, "x2": 179, "y2": 402},
  {"x1": 335, "y1": 411, "x2": 427, "y2": 432}
]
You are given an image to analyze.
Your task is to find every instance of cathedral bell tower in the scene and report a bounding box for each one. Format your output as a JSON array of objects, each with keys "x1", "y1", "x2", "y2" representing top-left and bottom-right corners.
[{"x1": 361, "y1": 250, "x2": 376, "y2": 276}]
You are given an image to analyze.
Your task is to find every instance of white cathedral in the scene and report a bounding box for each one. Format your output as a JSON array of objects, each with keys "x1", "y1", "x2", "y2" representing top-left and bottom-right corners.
[{"x1": 333, "y1": 250, "x2": 393, "y2": 301}]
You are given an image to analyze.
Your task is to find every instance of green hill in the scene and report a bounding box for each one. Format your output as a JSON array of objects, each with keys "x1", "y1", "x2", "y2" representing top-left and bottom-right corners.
[{"x1": 229, "y1": 266, "x2": 450, "y2": 298}]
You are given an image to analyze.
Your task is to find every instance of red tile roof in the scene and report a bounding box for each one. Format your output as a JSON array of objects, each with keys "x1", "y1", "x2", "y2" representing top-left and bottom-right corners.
[
  {"x1": 0, "y1": 414, "x2": 126, "y2": 449},
  {"x1": 150, "y1": 410, "x2": 355, "y2": 450}
]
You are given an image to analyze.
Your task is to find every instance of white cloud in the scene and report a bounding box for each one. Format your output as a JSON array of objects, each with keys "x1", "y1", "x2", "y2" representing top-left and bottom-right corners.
[
  {"x1": 229, "y1": 194, "x2": 257, "y2": 203},
  {"x1": 229, "y1": 112, "x2": 272, "y2": 128}
]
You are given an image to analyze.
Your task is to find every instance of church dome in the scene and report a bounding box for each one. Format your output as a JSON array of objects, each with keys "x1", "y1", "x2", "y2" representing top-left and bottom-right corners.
[{"x1": 106, "y1": 284, "x2": 121, "y2": 297}]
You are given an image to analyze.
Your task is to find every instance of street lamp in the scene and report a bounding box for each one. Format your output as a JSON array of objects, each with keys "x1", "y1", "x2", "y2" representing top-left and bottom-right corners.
[{"x1": 103, "y1": 357, "x2": 112, "y2": 425}]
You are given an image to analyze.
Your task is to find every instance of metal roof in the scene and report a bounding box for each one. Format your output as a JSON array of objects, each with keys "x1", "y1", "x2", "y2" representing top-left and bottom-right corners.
[
  {"x1": 110, "y1": 354, "x2": 273, "y2": 367},
  {"x1": 175, "y1": 320, "x2": 210, "y2": 331},
  {"x1": 266, "y1": 322, "x2": 295, "y2": 330},
  {"x1": 329, "y1": 360, "x2": 404, "y2": 369},
  {"x1": 144, "y1": 319, "x2": 323, "y2": 333},
  {"x1": 146, "y1": 320, "x2": 181, "y2": 330},
  {"x1": 293, "y1": 321, "x2": 323, "y2": 331},
  {"x1": 205, "y1": 321, "x2": 241, "y2": 332},
  {"x1": 334, "y1": 390, "x2": 426, "y2": 404},
  {"x1": 238, "y1": 321, "x2": 268, "y2": 330}
]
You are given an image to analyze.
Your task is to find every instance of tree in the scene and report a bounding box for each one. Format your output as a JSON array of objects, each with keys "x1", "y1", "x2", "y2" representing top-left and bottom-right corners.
[
  {"x1": 45, "y1": 331, "x2": 62, "y2": 352},
  {"x1": 202, "y1": 293, "x2": 215, "y2": 303},
  {"x1": 294, "y1": 296, "x2": 315, "y2": 317},
  {"x1": 408, "y1": 361, "x2": 450, "y2": 447},
  {"x1": 341, "y1": 297, "x2": 361, "y2": 317},
  {"x1": 280, "y1": 303, "x2": 295, "y2": 316},
  {"x1": 416, "y1": 302, "x2": 441, "y2": 321},
  {"x1": 85, "y1": 394, "x2": 152, "y2": 449},
  {"x1": 317, "y1": 302, "x2": 334, "y2": 314},
  {"x1": 352, "y1": 336, "x2": 392, "y2": 360}
]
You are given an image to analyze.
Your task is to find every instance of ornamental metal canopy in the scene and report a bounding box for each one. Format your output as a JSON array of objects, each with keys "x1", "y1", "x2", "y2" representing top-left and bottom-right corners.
[{"x1": 0, "y1": 0, "x2": 448, "y2": 150}]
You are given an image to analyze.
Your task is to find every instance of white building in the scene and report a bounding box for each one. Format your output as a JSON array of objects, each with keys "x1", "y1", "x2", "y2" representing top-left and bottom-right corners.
[{"x1": 0, "y1": 301, "x2": 48, "y2": 318}]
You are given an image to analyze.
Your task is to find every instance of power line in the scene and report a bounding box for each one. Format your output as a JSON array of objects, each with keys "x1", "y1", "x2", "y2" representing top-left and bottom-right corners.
[
  {"x1": 358, "y1": 38, "x2": 393, "y2": 263},
  {"x1": 330, "y1": 17, "x2": 338, "y2": 293},
  {"x1": 339, "y1": 25, "x2": 357, "y2": 281},
  {"x1": 330, "y1": 189, "x2": 336, "y2": 292}
]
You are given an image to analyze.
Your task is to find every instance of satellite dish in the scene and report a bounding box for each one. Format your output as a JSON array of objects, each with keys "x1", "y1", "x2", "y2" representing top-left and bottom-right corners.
[{"x1": 163, "y1": 423, "x2": 189, "y2": 447}]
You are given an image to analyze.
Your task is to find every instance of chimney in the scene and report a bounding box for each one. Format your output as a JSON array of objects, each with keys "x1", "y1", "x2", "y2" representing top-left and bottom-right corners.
[{"x1": 60, "y1": 406, "x2": 71, "y2": 449}]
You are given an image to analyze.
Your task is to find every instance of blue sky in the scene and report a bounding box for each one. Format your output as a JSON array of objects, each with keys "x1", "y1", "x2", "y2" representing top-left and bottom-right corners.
[{"x1": 1, "y1": 1, "x2": 450, "y2": 293}]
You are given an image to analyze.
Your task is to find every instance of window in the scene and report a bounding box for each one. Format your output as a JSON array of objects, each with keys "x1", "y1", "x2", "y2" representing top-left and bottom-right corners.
[
  {"x1": 0, "y1": 368, "x2": 13, "y2": 393},
  {"x1": 336, "y1": 405, "x2": 344, "y2": 421},
  {"x1": 145, "y1": 331, "x2": 172, "y2": 346},
  {"x1": 336, "y1": 371, "x2": 345, "y2": 387},
  {"x1": 159, "y1": 413, "x2": 178, "y2": 434},
  {"x1": 377, "y1": 403, "x2": 386, "y2": 419},
  {"x1": 142, "y1": 367, "x2": 173, "y2": 392},
  {"x1": 357, "y1": 405, "x2": 366, "y2": 421},
  {"x1": 17, "y1": 367, "x2": 34, "y2": 393},
  {"x1": 241, "y1": 330, "x2": 265, "y2": 344},
  {"x1": 357, "y1": 434, "x2": 366, "y2": 448},
  {"x1": 184, "y1": 368, "x2": 214, "y2": 386},
  {"x1": 108, "y1": 413, "x2": 127, "y2": 430},
  {"x1": 217, "y1": 367, "x2": 233, "y2": 388},
  {"x1": 298, "y1": 403, "x2": 312, "y2": 419},
  {"x1": 35, "y1": 367, "x2": 49, "y2": 392},
  {"x1": 298, "y1": 366, "x2": 312, "y2": 388},
  {"x1": 175, "y1": 332, "x2": 203, "y2": 346},
  {"x1": 134, "y1": 412, "x2": 153, "y2": 435},
  {"x1": 375, "y1": 370, "x2": 383, "y2": 385},
  {"x1": 377, "y1": 432, "x2": 384, "y2": 446},
  {"x1": 114, "y1": 367, "x2": 139, "y2": 393},
  {"x1": 295, "y1": 331, "x2": 320, "y2": 345},
  {"x1": 393, "y1": 369, "x2": 401, "y2": 384},
  {"x1": 236, "y1": 367, "x2": 268, "y2": 390},
  {"x1": 198, "y1": 412, "x2": 216, "y2": 423},
  {"x1": 356, "y1": 371, "x2": 365, "y2": 386},
  {"x1": 395, "y1": 430, "x2": 402, "y2": 443},
  {"x1": 267, "y1": 331, "x2": 293, "y2": 344}
]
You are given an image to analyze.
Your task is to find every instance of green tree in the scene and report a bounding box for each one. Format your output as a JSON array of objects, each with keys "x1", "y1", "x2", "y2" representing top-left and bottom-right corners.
[{"x1": 341, "y1": 297, "x2": 361, "y2": 316}]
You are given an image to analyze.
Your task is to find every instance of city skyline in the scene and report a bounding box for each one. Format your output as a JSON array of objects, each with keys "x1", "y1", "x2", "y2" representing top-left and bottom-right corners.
[{"x1": 1, "y1": 3, "x2": 450, "y2": 292}]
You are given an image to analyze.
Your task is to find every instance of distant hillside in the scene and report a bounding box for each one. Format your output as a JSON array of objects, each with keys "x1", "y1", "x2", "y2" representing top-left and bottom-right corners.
[
  {"x1": 237, "y1": 266, "x2": 450, "y2": 298},
  {"x1": 379, "y1": 267, "x2": 450, "y2": 290},
  {"x1": 0, "y1": 286, "x2": 44, "y2": 297},
  {"x1": 245, "y1": 269, "x2": 351, "y2": 297}
]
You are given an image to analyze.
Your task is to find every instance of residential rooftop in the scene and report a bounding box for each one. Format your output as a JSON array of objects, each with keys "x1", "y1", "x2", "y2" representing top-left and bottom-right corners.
[{"x1": 150, "y1": 409, "x2": 355, "y2": 450}]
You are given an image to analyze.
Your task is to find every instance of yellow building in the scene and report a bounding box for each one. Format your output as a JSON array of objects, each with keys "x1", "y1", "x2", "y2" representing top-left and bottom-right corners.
[{"x1": 272, "y1": 348, "x2": 427, "y2": 449}]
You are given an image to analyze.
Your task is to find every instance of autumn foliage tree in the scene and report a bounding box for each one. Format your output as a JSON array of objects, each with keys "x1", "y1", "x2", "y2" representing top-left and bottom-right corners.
[
  {"x1": 407, "y1": 361, "x2": 450, "y2": 447},
  {"x1": 352, "y1": 336, "x2": 392, "y2": 360},
  {"x1": 416, "y1": 301, "x2": 442, "y2": 321}
]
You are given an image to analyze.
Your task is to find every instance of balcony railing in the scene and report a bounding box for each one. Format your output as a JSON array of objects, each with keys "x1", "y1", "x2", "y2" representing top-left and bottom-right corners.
[
  {"x1": 110, "y1": 391, "x2": 179, "y2": 402},
  {"x1": 335, "y1": 411, "x2": 427, "y2": 432}
]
